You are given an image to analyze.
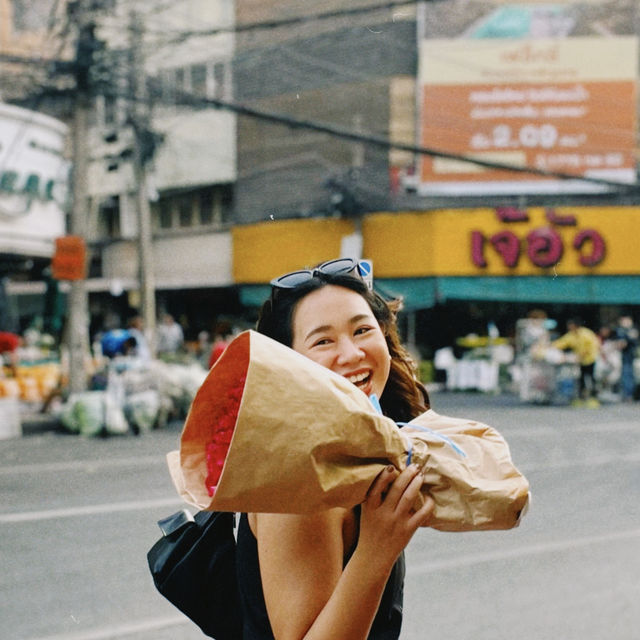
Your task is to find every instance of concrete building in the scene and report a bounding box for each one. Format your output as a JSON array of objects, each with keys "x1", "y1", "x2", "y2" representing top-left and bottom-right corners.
[
  {"x1": 2, "y1": 0, "x2": 639, "y2": 358},
  {"x1": 83, "y1": 0, "x2": 238, "y2": 336}
]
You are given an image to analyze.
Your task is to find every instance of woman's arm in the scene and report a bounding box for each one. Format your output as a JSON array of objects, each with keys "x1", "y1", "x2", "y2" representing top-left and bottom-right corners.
[{"x1": 254, "y1": 465, "x2": 434, "y2": 640}]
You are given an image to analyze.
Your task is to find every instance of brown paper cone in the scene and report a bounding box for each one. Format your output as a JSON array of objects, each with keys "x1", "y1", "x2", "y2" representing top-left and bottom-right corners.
[{"x1": 170, "y1": 330, "x2": 530, "y2": 531}]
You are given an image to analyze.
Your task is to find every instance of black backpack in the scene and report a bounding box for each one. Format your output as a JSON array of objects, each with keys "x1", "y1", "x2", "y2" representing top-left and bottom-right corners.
[{"x1": 147, "y1": 509, "x2": 243, "y2": 639}]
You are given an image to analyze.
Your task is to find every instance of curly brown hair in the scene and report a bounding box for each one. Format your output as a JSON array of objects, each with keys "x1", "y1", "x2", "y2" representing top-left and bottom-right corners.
[{"x1": 256, "y1": 273, "x2": 429, "y2": 422}]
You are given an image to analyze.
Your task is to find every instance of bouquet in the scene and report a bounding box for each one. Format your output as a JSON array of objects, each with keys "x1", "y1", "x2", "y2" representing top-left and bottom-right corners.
[{"x1": 168, "y1": 330, "x2": 530, "y2": 532}]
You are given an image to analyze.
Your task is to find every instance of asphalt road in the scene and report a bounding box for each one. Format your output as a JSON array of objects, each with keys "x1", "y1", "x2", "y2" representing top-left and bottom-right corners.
[{"x1": 1, "y1": 391, "x2": 639, "y2": 640}]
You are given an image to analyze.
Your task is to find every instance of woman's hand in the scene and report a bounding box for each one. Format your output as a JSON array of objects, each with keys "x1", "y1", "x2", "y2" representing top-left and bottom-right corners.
[{"x1": 358, "y1": 465, "x2": 435, "y2": 568}]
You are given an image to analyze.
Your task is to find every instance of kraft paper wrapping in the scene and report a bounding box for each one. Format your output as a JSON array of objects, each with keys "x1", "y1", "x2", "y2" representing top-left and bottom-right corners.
[{"x1": 168, "y1": 330, "x2": 530, "y2": 532}]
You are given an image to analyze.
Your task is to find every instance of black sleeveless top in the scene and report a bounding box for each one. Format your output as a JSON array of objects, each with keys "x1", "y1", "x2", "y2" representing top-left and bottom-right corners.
[{"x1": 236, "y1": 511, "x2": 405, "y2": 639}]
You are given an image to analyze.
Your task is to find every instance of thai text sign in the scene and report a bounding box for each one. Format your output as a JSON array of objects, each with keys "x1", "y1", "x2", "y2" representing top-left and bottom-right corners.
[
  {"x1": 52, "y1": 236, "x2": 87, "y2": 281},
  {"x1": 418, "y1": 36, "x2": 638, "y2": 195},
  {"x1": 362, "y1": 207, "x2": 640, "y2": 277}
]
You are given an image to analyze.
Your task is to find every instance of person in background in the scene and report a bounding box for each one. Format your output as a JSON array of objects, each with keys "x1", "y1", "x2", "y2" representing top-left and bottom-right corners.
[
  {"x1": 100, "y1": 327, "x2": 131, "y2": 358},
  {"x1": 156, "y1": 313, "x2": 184, "y2": 356},
  {"x1": 552, "y1": 317, "x2": 601, "y2": 408},
  {"x1": 126, "y1": 315, "x2": 151, "y2": 362},
  {"x1": 615, "y1": 314, "x2": 638, "y2": 402},
  {"x1": 208, "y1": 321, "x2": 233, "y2": 368},
  {"x1": 595, "y1": 324, "x2": 621, "y2": 400},
  {"x1": 0, "y1": 330, "x2": 21, "y2": 377}
]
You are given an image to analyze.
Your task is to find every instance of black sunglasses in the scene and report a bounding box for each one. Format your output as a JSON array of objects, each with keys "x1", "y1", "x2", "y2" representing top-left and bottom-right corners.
[{"x1": 270, "y1": 258, "x2": 368, "y2": 290}]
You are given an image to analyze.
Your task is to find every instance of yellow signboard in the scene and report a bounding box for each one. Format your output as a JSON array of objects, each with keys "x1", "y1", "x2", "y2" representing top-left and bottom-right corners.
[
  {"x1": 232, "y1": 218, "x2": 356, "y2": 283},
  {"x1": 363, "y1": 207, "x2": 640, "y2": 277}
]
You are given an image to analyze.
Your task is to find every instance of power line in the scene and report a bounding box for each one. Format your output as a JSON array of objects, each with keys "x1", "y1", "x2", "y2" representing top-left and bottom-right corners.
[
  {"x1": 165, "y1": 89, "x2": 638, "y2": 192},
  {"x1": 133, "y1": 0, "x2": 424, "y2": 42}
]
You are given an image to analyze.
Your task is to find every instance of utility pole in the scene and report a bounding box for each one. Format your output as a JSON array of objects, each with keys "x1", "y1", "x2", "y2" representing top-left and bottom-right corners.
[
  {"x1": 67, "y1": 7, "x2": 94, "y2": 393},
  {"x1": 129, "y1": 9, "x2": 156, "y2": 356}
]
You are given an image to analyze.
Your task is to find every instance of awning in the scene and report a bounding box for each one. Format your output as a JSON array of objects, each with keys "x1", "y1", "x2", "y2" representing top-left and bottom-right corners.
[
  {"x1": 237, "y1": 279, "x2": 438, "y2": 311},
  {"x1": 436, "y1": 275, "x2": 640, "y2": 306},
  {"x1": 239, "y1": 275, "x2": 640, "y2": 311}
]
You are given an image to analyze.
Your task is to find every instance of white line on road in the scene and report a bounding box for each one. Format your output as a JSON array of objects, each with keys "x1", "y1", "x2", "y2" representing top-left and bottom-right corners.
[
  {"x1": 519, "y1": 452, "x2": 640, "y2": 473},
  {"x1": 408, "y1": 527, "x2": 640, "y2": 575},
  {"x1": 26, "y1": 614, "x2": 188, "y2": 640},
  {"x1": 21, "y1": 528, "x2": 640, "y2": 639},
  {"x1": 0, "y1": 497, "x2": 184, "y2": 523},
  {"x1": 0, "y1": 455, "x2": 167, "y2": 475}
]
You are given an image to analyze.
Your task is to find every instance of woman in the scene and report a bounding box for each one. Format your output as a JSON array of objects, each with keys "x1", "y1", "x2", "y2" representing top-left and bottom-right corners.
[{"x1": 237, "y1": 258, "x2": 436, "y2": 639}]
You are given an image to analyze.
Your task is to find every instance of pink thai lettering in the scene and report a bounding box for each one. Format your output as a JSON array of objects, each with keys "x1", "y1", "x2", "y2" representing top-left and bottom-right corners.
[
  {"x1": 526, "y1": 227, "x2": 563, "y2": 268},
  {"x1": 471, "y1": 230, "x2": 488, "y2": 267},
  {"x1": 490, "y1": 231, "x2": 521, "y2": 268},
  {"x1": 573, "y1": 229, "x2": 605, "y2": 267},
  {"x1": 495, "y1": 207, "x2": 529, "y2": 222}
]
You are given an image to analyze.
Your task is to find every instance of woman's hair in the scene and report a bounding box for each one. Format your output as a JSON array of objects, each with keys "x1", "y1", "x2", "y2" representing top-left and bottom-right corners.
[{"x1": 256, "y1": 273, "x2": 429, "y2": 422}]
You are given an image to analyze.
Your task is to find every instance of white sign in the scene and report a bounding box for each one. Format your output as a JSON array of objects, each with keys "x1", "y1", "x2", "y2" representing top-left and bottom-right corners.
[{"x1": 0, "y1": 103, "x2": 69, "y2": 256}]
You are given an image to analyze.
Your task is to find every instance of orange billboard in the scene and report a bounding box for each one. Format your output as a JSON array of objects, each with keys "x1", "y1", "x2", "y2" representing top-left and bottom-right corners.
[{"x1": 418, "y1": 36, "x2": 638, "y2": 195}]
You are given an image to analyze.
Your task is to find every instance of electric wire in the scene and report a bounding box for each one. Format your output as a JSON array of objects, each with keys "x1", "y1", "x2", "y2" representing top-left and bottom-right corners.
[{"x1": 3, "y1": 0, "x2": 637, "y2": 193}]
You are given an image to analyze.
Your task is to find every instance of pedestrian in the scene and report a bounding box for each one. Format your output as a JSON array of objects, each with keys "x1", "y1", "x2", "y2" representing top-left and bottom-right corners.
[
  {"x1": 126, "y1": 315, "x2": 151, "y2": 362},
  {"x1": 156, "y1": 313, "x2": 184, "y2": 356},
  {"x1": 99, "y1": 327, "x2": 131, "y2": 358},
  {"x1": 0, "y1": 330, "x2": 21, "y2": 377},
  {"x1": 235, "y1": 258, "x2": 439, "y2": 639},
  {"x1": 552, "y1": 317, "x2": 601, "y2": 407},
  {"x1": 614, "y1": 314, "x2": 638, "y2": 402},
  {"x1": 595, "y1": 325, "x2": 621, "y2": 399},
  {"x1": 208, "y1": 321, "x2": 232, "y2": 368}
]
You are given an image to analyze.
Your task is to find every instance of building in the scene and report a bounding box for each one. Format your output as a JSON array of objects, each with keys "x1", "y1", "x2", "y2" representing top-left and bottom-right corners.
[
  {"x1": 2, "y1": 0, "x2": 639, "y2": 358},
  {"x1": 230, "y1": 0, "x2": 640, "y2": 355},
  {"x1": 0, "y1": 0, "x2": 71, "y2": 334}
]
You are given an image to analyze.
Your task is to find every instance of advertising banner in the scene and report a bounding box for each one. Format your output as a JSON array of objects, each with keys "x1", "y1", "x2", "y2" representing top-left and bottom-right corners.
[
  {"x1": 418, "y1": 1, "x2": 638, "y2": 195},
  {"x1": 363, "y1": 206, "x2": 640, "y2": 277},
  {"x1": 0, "y1": 103, "x2": 69, "y2": 257}
]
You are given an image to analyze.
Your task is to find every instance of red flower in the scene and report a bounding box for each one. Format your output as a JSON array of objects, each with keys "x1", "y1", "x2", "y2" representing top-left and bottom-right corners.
[{"x1": 205, "y1": 375, "x2": 247, "y2": 496}]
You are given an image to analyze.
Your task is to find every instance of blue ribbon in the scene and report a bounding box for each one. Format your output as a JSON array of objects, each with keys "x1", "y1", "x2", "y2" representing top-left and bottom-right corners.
[
  {"x1": 398, "y1": 422, "x2": 467, "y2": 458},
  {"x1": 368, "y1": 394, "x2": 383, "y2": 414},
  {"x1": 368, "y1": 394, "x2": 467, "y2": 463}
]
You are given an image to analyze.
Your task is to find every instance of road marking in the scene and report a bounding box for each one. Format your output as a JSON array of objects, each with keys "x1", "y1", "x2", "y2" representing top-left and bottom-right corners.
[
  {"x1": 21, "y1": 529, "x2": 640, "y2": 639},
  {"x1": 520, "y1": 452, "x2": 640, "y2": 473},
  {"x1": 408, "y1": 527, "x2": 640, "y2": 575},
  {"x1": 0, "y1": 455, "x2": 166, "y2": 475},
  {"x1": 0, "y1": 497, "x2": 184, "y2": 523},
  {"x1": 26, "y1": 614, "x2": 188, "y2": 640}
]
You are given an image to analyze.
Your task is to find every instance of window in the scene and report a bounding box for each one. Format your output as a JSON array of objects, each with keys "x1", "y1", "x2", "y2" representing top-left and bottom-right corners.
[
  {"x1": 192, "y1": 64, "x2": 207, "y2": 97},
  {"x1": 158, "y1": 201, "x2": 172, "y2": 229},
  {"x1": 161, "y1": 68, "x2": 176, "y2": 104},
  {"x1": 158, "y1": 59, "x2": 230, "y2": 105},
  {"x1": 153, "y1": 187, "x2": 231, "y2": 231},
  {"x1": 176, "y1": 67, "x2": 188, "y2": 93},
  {"x1": 178, "y1": 198, "x2": 193, "y2": 227},
  {"x1": 98, "y1": 196, "x2": 120, "y2": 238},
  {"x1": 213, "y1": 62, "x2": 226, "y2": 99},
  {"x1": 198, "y1": 189, "x2": 214, "y2": 225},
  {"x1": 103, "y1": 94, "x2": 117, "y2": 127}
]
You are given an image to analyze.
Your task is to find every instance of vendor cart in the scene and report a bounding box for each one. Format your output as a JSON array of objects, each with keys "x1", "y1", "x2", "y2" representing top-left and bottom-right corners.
[{"x1": 518, "y1": 358, "x2": 579, "y2": 405}]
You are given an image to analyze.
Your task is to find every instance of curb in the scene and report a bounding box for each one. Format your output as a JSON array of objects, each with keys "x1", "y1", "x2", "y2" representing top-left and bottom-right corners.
[{"x1": 20, "y1": 413, "x2": 64, "y2": 436}]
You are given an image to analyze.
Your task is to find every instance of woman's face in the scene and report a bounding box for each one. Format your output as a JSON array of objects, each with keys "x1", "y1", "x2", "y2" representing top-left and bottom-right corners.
[{"x1": 291, "y1": 285, "x2": 391, "y2": 399}]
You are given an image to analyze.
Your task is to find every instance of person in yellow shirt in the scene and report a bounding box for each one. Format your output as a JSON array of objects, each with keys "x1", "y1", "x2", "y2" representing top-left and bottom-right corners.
[{"x1": 552, "y1": 318, "x2": 601, "y2": 407}]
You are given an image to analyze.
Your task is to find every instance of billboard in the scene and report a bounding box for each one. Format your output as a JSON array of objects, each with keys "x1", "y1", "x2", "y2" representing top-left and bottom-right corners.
[
  {"x1": 0, "y1": 103, "x2": 69, "y2": 257},
  {"x1": 363, "y1": 206, "x2": 640, "y2": 278},
  {"x1": 418, "y1": 1, "x2": 638, "y2": 195}
]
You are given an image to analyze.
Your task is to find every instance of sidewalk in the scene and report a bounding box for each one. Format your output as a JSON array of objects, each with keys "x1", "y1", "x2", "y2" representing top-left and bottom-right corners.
[{"x1": 20, "y1": 411, "x2": 64, "y2": 436}]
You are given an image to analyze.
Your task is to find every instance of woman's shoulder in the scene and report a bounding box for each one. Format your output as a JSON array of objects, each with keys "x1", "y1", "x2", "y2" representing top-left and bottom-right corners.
[
  {"x1": 251, "y1": 507, "x2": 356, "y2": 549},
  {"x1": 252, "y1": 507, "x2": 351, "y2": 532}
]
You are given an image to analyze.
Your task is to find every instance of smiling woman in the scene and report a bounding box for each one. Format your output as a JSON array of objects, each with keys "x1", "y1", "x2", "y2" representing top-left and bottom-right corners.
[
  {"x1": 290, "y1": 286, "x2": 391, "y2": 401},
  {"x1": 238, "y1": 259, "x2": 434, "y2": 640}
]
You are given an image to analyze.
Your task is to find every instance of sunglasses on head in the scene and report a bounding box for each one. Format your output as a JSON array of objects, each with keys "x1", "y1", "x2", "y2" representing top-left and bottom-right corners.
[{"x1": 270, "y1": 258, "x2": 363, "y2": 289}]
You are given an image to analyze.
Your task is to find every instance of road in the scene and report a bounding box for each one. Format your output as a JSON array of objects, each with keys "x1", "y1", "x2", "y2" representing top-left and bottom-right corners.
[{"x1": 1, "y1": 391, "x2": 639, "y2": 640}]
